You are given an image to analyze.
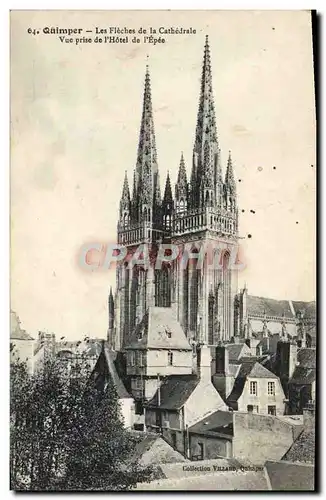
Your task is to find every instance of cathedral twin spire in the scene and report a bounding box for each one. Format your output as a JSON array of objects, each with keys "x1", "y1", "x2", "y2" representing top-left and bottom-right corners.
[{"x1": 119, "y1": 36, "x2": 237, "y2": 230}]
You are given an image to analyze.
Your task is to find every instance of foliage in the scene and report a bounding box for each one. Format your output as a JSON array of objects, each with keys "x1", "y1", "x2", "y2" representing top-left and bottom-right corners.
[{"x1": 10, "y1": 352, "x2": 153, "y2": 491}]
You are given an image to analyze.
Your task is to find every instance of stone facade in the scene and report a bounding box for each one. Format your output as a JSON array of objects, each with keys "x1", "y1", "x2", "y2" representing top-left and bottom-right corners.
[{"x1": 110, "y1": 36, "x2": 239, "y2": 350}]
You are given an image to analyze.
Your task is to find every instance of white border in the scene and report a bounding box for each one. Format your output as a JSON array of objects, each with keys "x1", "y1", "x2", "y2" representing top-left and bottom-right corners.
[{"x1": 3, "y1": 3, "x2": 324, "y2": 499}]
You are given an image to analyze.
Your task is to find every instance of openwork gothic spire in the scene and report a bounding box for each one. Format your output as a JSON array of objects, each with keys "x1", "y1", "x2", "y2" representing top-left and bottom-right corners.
[
  {"x1": 163, "y1": 171, "x2": 173, "y2": 202},
  {"x1": 191, "y1": 35, "x2": 219, "y2": 208},
  {"x1": 194, "y1": 35, "x2": 218, "y2": 163},
  {"x1": 119, "y1": 170, "x2": 131, "y2": 216},
  {"x1": 225, "y1": 150, "x2": 236, "y2": 194},
  {"x1": 134, "y1": 65, "x2": 160, "y2": 206}
]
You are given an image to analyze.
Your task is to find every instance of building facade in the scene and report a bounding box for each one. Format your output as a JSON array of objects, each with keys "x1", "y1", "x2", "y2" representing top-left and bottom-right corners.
[{"x1": 109, "y1": 36, "x2": 239, "y2": 350}]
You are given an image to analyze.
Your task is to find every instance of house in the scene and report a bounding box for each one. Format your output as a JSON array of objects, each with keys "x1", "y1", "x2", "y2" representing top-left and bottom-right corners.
[
  {"x1": 124, "y1": 306, "x2": 193, "y2": 407},
  {"x1": 145, "y1": 345, "x2": 227, "y2": 455},
  {"x1": 212, "y1": 345, "x2": 285, "y2": 415},
  {"x1": 34, "y1": 331, "x2": 103, "y2": 374},
  {"x1": 186, "y1": 410, "x2": 303, "y2": 464},
  {"x1": 10, "y1": 310, "x2": 35, "y2": 374},
  {"x1": 90, "y1": 342, "x2": 134, "y2": 428},
  {"x1": 187, "y1": 411, "x2": 233, "y2": 460}
]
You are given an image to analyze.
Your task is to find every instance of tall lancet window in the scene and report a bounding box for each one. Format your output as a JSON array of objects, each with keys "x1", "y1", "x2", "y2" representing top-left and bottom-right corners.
[
  {"x1": 208, "y1": 292, "x2": 215, "y2": 345},
  {"x1": 155, "y1": 265, "x2": 171, "y2": 307},
  {"x1": 221, "y1": 251, "x2": 231, "y2": 340},
  {"x1": 182, "y1": 254, "x2": 189, "y2": 334},
  {"x1": 130, "y1": 265, "x2": 139, "y2": 331},
  {"x1": 123, "y1": 262, "x2": 130, "y2": 343},
  {"x1": 189, "y1": 248, "x2": 199, "y2": 335}
]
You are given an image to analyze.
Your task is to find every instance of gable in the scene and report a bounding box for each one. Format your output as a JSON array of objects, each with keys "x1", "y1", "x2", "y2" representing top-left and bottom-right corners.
[
  {"x1": 249, "y1": 362, "x2": 278, "y2": 379},
  {"x1": 126, "y1": 307, "x2": 192, "y2": 351}
]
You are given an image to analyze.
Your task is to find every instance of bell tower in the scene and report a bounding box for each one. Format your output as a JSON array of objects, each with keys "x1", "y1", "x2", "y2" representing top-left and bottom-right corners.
[{"x1": 172, "y1": 36, "x2": 239, "y2": 344}]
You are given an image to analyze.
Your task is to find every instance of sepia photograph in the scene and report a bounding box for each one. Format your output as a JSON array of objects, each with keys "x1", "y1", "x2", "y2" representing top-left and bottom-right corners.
[{"x1": 10, "y1": 9, "x2": 316, "y2": 491}]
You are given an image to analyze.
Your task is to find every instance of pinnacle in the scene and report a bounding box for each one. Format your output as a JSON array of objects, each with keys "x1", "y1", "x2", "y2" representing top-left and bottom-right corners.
[{"x1": 163, "y1": 171, "x2": 173, "y2": 201}]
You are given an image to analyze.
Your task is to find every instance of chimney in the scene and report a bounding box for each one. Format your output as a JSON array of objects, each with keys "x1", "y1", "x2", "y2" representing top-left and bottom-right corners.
[
  {"x1": 276, "y1": 340, "x2": 298, "y2": 379},
  {"x1": 215, "y1": 344, "x2": 229, "y2": 375},
  {"x1": 196, "y1": 344, "x2": 212, "y2": 382}
]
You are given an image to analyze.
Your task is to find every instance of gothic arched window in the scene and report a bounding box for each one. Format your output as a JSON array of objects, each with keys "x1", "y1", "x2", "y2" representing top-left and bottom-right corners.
[{"x1": 189, "y1": 248, "x2": 199, "y2": 334}]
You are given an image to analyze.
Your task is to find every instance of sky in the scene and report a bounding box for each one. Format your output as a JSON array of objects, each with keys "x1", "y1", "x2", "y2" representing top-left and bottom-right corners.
[{"x1": 11, "y1": 10, "x2": 316, "y2": 339}]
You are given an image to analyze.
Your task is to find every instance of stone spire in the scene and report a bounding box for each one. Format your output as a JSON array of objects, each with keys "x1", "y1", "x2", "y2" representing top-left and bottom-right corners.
[
  {"x1": 175, "y1": 152, "x2": 188, "y2": 208},
  {"x1": 134, "y1": 64, "x2": 161, "y2": 222},
  {"x1": 163, "y1": 171, "x2": 173, "y2": 203},
  {"x1": 225, "y1": 151, "x2": 236, "y2": 194},
  {"x1": 194, "y1": 35, "x2": 218, "y2": 158},
  {"x1": 119, "y1": 171, "x2": 131, "y2": 224},
  {"x1": 191, "y1": 35, "x2": 219, "y2": 208}
]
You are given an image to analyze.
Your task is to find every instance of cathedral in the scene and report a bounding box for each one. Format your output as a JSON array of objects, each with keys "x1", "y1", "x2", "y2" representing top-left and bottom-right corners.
[
  {"x1": 107, "y1": 36, "x2": 316, "y2": 353},
  {"x1": 108, "y1": 36, "x2": 239, "y2": 350}
]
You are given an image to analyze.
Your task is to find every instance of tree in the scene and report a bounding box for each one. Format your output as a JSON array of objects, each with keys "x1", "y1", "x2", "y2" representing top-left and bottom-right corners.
[{"x1": 10, "y1": 352, "x2": 154, "y2": 491}]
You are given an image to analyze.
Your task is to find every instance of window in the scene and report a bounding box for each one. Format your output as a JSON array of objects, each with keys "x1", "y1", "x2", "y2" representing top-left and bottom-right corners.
[
  {"x1": 137, "y1": 351, "x2": 145, "y2": 367},
  {"x1": 198, "y1": 442, "x2": 204, "y2": 460},
  {"x1": 268, "y1": 382, "x2": 275, "y2": 396},
  {"x1": 247, "y1": 405, "x2": 259, "y2": 413},
  {"x1": 168, "y1": 351, "x2": 173, "y2": 366},
  {"x1": 130, "y1": 351, "x2": 135, "y2": 366},
  {"x1": 268, "y1": 405, "x2": 276, "y2": 416},
  {"x1": 165, "y1": 328, "x2": 172, "y2": 339},
  {"x1": 134, "y1": 377, "x2": 143, "y2": 391},
  {"x1": 135, "y1": 401, "x2": 144, "y2": 415},
  {"x1": 249, "y1": 381, "x2": 258, "y2": 395}
]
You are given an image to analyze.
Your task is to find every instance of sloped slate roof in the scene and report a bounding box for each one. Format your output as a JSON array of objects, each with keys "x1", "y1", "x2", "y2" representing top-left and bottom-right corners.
[
  {"x1": 290, "y1": 366, "x2": 316, "y2": 385},
  {"x1": 126, "y1": 307, "x2": 192, "y2": 350},
  {"x1": 291, "y1": 301, "x2": 316, "y2": 319},
  {"x1": 282, "y1": 428, "x2": 315, "y2": 464},
  {"x1": 250, "y1": 362, "x2": 278, "y2": 378},
  {"x1": 297, "y1": 348, "x2": 316, "y2": 369},
  {"x1": 265, "y1": 460, "x2": 315, "y2": 491},
  {"x1": 146, "y1": 375, "x2": 199, "y2": 410},
  {"x1": 90, "y1": 345, "x2": 132, "y2": 399},
  {"x1": 10, "y1": 311, "x2": 34, "y2": 340},
  {"x1": 189, "y1": 410, "x2": 234, "y2": 437},
  {"x1": 247, "y1": 296, "x2": 293, "y2": 318},
  {"x1": 226, "y1": 343, "x2": 252, "y2": 361}
]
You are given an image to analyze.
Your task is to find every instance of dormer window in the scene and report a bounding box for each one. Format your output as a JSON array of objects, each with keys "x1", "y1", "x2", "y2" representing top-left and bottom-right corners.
[{"x1": 165, "y1": 328, "x2": 172, "y2": 339}]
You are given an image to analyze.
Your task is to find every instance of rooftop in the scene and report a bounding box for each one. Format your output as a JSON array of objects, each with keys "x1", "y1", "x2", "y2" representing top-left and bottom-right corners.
[
  {"x1": 126, "y1": 307, "x2": 192, "y2": 351},
  {"x1": 10, "y1": 311, "x2": 34, "y2": 341},
  {"x1": 188, "y1": 410, "x2": 234, "y2": 437},
  {"x1": 146, "y1": 375, "x2": 199, "y2": 410}
]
